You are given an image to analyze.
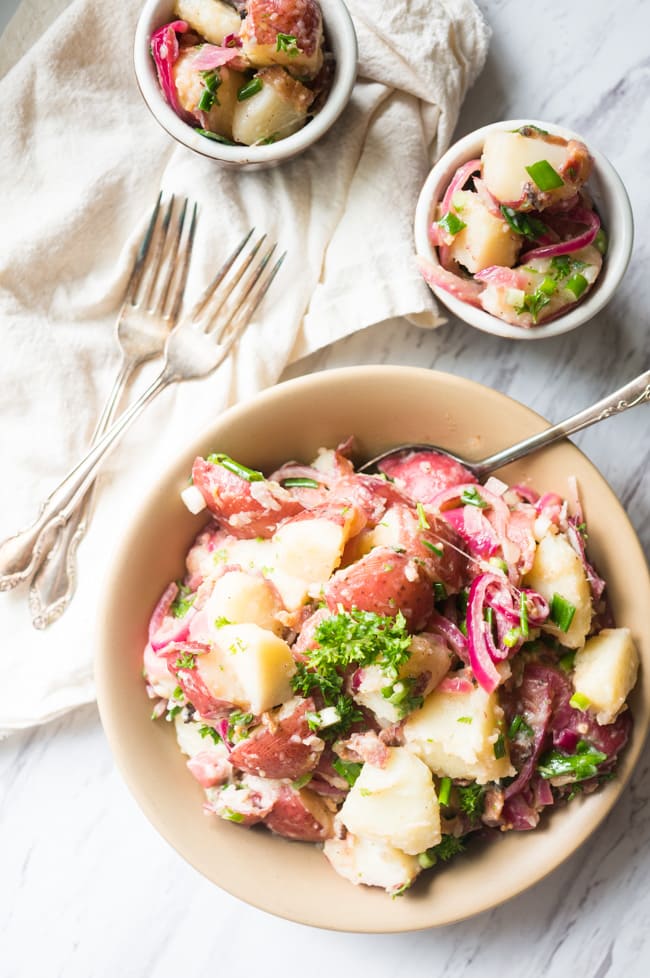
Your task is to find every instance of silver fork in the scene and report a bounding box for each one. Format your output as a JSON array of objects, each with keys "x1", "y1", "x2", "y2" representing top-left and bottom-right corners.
[
  {"x1": 27, "y1": 195, "x2": 198, "y2": 628},
  {"x1": 0, "y1": 231, "x2": 284, "y2": 603}
]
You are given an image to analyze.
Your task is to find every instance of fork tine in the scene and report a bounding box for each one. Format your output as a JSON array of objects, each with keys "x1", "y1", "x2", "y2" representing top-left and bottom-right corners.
[
  {"x1": 137, "y1": 195, "x2": 175, "y2": 311},
  {"x1": 166, "y1": 201, "x2": 198, "y2": 324},
  {"x1": 148, "y1": 197, "x2": 195, "y2": 320},
  {"x1": 202, "y1": 234, "x2": 268, "y2": 332},
  {"x1": 211, "y1": 246, "x2": 286, "y2": 352},
  {"x1": 122, "y1": 192, "x2": 163, "y2": 305},
  {"x1": 189, "y1": 228, "x2": 255, "y2": 323}
]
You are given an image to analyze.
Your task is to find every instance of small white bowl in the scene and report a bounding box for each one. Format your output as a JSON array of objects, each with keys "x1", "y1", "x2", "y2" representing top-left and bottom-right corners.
[
  {"x1": 134, "y1": 0, "x2": 358, "y2": 169},
  {"x1": 414, "y1": 119, "x2": 634, "y2": 340}
]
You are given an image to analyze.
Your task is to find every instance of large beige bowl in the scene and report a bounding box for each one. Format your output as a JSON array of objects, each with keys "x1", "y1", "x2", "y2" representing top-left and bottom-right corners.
[{"x1": 96, "y1": 366, "x2": 650, "y2": 932}]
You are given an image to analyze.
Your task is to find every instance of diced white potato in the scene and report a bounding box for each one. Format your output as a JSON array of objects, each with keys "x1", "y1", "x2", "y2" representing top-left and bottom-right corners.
[
  {"x1": 240, "y1": 0, "x2": 323, "y2": 79},
  {"x1": 338, "y1": 747, "x2": 441, "y2": 855},
  {"x1": 197, "y1": 623, "x2": 295, "y2": 714},
  {"x1": 204, "y1": 569, "x2": 284, "y2": 634},
  {"x1": 445, "y1": 190, "x2": 521, "y2": 273},
  {"x1": 231, "y1": 67, "x2": 311, "y2": 146},
  {"x1": 354, "y1": 634, "x2": 452, "y2": 724},
  {"x1": 573, "y1": 628, "x2": 639, "y2": 724},
  {"x1": 403, "y1": 685, "x2": 514, "y2": 784},
  {"x1": 481, "y1": 129, "x2": 592, "y2": 210},
  {"x1": 173, "y1": 52, "x2": 243, "y2": 138},
  {"x1": 274, "y1": 516, "x2": 347, "y2": 585},
  {"x1": 523, "y1": 532, "x2": 592, "y2": 648},
  {"x1": 173, "y1": 0, "x2": 241, "y2": 45},
  {"x1": 323, "y1": 832, "x2": 421, "y2": 895}
]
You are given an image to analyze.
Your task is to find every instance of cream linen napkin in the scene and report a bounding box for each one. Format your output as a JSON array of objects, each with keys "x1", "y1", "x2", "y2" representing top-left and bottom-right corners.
[{"x1": 0, "y1": 0, "x2": 489, "y2": 735}]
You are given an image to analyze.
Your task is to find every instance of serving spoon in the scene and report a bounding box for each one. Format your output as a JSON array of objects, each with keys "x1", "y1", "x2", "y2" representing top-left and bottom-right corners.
[{"x1": 359, "y1": 369, "x2": 650, "y2": 479}]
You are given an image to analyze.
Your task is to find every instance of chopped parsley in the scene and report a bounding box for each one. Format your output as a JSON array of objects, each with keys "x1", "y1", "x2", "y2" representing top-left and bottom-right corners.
[
  {"x1": 538, "y1": 740, "x2": 607, "y2": 782},
  {"x1": 174, "y1": 652, "x2": 196, "y2": 670},
  {"x1": 291, "y1": 609, "x2": 412, "y2": 738},
  {"x1": 214, "y1": 616, "x2": 231, "y2": 629},
  {"x1": 418, "y1": 835, "x2": 466, "y2": 869},
  {"x1": 515, "y1": 277, "x2": 556, "y2": 322},
  {"x1": 457, "y1": 783, "x2": 484, "y2": 819},
  {"x1": 433, "y1": 581, "x2": 448, "y2": 603},
  {"x1": 457, "y1": 716, "x2": 473, "y2": 724},
  {"x1": 170, "y1": 582, "x2": 196, "y2": 618}
]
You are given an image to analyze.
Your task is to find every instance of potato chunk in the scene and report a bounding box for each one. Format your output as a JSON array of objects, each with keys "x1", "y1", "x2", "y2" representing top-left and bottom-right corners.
[
  {"x1": 240, "y1": 0, "x2": 323, "y2": 79},
  {"x1": 231, "y1": 67, "x2": 311, "y2": 145},
  {"x1": 338, "y1": 747, "x2": 441, "y2": 855},
  {"x1": 197, "y1": 623, "x2": 295, "y2": 714},
  {"x1": 204, "y1": 569, "x2": 283, "y2": 633},
  {"x1": 324, "y1": 833, "x2": 421, "y2": 895},
  {"x1": 174, "y1": 0, "x2": 241, "y2": 45},
  {"x1": 173, "y1": 52, "x2": 243, "y2": 138},
  {"x1": 482, "y1": 128, "x2": 593, "y2": 210},
  {"x1": 573, "y1": 628, "x2": 639, "y2": 724},
  {"x1": 403, "y1": 685, "x2": 514, "y2": 784},
  {"x1": 523, "y1": 532, "x2": 592, "y2": 648},
  {"x1": 445, "y1": 190, "x2": 521, "y2": 273}
]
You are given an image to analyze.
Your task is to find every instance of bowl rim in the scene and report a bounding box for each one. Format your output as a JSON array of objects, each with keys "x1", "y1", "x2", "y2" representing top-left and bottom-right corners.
[
  {"x1": 413, "y1": 118, "x2": 634, "y2": 341},
  {"x1": 133, "y1": 0, "x2": 358, "y2": 165},
  {"x1": 96, "y1": 365, "x2": 650, "y2": 931}
]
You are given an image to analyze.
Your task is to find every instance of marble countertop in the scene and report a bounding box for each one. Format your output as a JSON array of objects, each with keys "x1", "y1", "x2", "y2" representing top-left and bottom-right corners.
[{"x1": 2, "y1": 0, "x2": 649, "y2": 975}]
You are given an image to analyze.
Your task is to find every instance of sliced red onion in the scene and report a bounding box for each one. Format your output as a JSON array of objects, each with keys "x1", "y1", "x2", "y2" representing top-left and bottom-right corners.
[
  {"x1": 222, "y1": 32, "x2": 243, "y2": 48},
  {"x1": 466, "y1": 574, "x2": 503, "y2": 692},
  {"x1": 416, "y1": 256, "x2": 483, "y2": 307},
  {"x1": 428, "y1": 610, "x2": 469, "y2": 663},
  {"x1": 474, "y1": 265, "x2": 530, "y2": 289},
  {"x1": 148, "y1": 582, "x2": 178, "y2": 643},
  {"x1": 150, "y1": 21, "x2": 195, "y2": 125},
  {"x1": 566, "y1": 519, "x2": 607, "y2": 600},
  {"x1": 268, "y1": 462, "x2": 331, "y2": 486},
  {"x1": 151, "y1": 699, "x2": 167, "y2": 719},
  {"x1": 510, "y1": 484, "x2": 540, "y2": 504},
  {"x1": 520, "y1": 206, "x2": 600, "y2": 262},
  {"x1": 191, "y1": 44, "x2": 241, "y2": 70},
  {"x1": 440, "y1": 159, "x2": 482, "y2": 213},
  {"x1": 437, "y1": 673, "x2": 475, "y2": 694}
]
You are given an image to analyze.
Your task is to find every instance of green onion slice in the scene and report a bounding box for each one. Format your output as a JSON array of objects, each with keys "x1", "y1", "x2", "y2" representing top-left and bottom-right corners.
[
  {"x1": 207, "y1": 453, "x2": 265, "y2": 482},
  {"x1": 525, "y1": 159, "x2": 565, "y2": 191},
  {"x1": 460, "y1": 485, "x2": 488, "y2": 509},
  {"x1": 438, "y1": 776, "x2": 452, "y2": 807},
  {"x1": 565, "y1": 272, "x2": 588, "y2": 300},
  {"x1": 550, "y1": 593, "x2": 576, "y2": 633},
  {"x1": 237, "y1": 77, "x2": 263, "y2": 101},
  {"x1": 276, "y1": 32, "x2": 301, "y2": 56},
  {"x1": 437, "y1": 211, "x2": 467, "y2": 236},
  {"x1": 500, "y1": 206, "x2": 548, "y2": 241},
  {"x1": 569, "y1": 691, "x2": 591, "y2": 711},
  {"x1": 281, "y1": 477, "x2": 321, "y2": 488},
  {"x1": 195, "y1": 128, "x2": 236, "y2": 145},
  {"x1": 422, "y1": 539, "x2": 443, "y2": 558}
]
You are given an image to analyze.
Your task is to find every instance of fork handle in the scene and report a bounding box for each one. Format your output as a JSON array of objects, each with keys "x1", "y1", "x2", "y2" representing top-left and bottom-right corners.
[
  {"x1": 27, "y1": 357, "x2": 136, "y2": 627},
  {"x1": 0, "y1": 366, "x2": 173, "y2": 591}
]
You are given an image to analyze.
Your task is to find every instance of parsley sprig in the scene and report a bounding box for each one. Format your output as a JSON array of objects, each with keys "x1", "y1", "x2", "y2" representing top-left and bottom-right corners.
[{"x1": 291, "y1": 609, "x2": 413, "y2": 737}]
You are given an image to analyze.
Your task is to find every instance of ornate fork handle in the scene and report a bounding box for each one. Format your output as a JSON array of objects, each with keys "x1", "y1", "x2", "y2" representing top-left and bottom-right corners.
[{"x1": 593, "y1": 382, "x2": 650, "y2": 422}]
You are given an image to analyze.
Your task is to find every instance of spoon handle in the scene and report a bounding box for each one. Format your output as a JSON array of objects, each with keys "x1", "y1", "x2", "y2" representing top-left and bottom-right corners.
[{"x1": 474, "y1": 369, "x2": 650, "y2": 479}]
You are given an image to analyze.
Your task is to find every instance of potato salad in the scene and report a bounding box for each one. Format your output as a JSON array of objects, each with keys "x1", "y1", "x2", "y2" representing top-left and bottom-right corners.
[
  {"x1": 144, "y1": 443, "x2": 638, "y2": 895},
  {"x1": 419, "y1": 125, "x2": 607, "y2": 327},
  {"x1": 150, "y1": 0, "x2": 331, "y2": 146}
]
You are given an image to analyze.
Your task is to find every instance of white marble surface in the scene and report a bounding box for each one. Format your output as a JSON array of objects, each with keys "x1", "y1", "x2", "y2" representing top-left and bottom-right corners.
[{"x1": 2, "y1": 0, "x2": 650, "y2": 975}]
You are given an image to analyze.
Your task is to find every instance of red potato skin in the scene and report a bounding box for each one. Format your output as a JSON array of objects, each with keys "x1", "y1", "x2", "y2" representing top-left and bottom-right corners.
[
  {"x1": 242, "y1": 0, "x2": 322, "y2": 57},
  {"x1": 379, "y1": 502, "x2": 468, "y2": 593},
  {"x1": 379, "y1": 450, "x2": 477, "y2": 503},
  {"x1": 264, "y1": 784, "x2": 334, "y2": 841},
  {"x1": 327, "y1": 474, "x2": 410, "y2": 527},
  {"x1": 324, "y1": 547, "x2": 434, "y2": 631},
  {"x1": 164, "y1": 642, "x2": 233, "y2": 719},
  {"x1": 192, "y1": 457, "x2": 304, "y2": 539},
  {"x1": 228, "y1": 699, "x2": 323, "y2": 779}
]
